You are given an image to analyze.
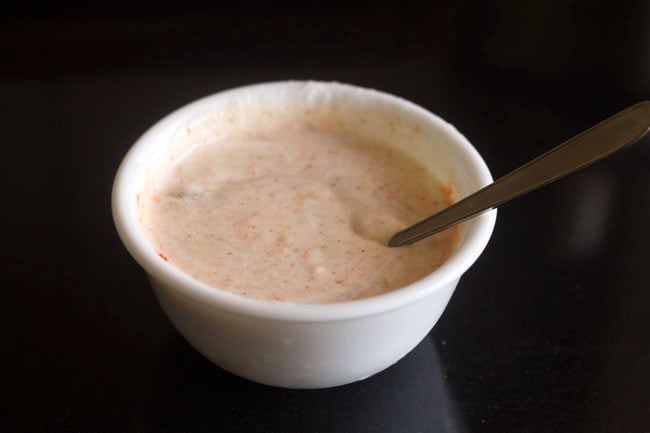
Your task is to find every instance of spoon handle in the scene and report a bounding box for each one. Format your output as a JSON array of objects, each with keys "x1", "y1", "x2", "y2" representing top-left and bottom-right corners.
[{"x1": 389, "y1": 101, "x2": 650, "y2": 247}]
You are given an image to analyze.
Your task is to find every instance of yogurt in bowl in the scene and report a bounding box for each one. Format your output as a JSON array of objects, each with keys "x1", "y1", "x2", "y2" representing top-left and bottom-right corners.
[{"x1": 112, "y1": 81, "x2": 496, "y2": 388}]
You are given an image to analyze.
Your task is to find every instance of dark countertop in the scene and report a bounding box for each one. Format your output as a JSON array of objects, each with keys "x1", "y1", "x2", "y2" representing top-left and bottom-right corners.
[{"x1": 2, "y1": 4, "x2": 649, "y2": 432}]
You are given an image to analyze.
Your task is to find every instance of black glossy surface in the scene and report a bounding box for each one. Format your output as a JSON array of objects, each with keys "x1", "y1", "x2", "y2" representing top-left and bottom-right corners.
[{"x1": 3, "y1": 4, "x2": 650, "y2": 432}]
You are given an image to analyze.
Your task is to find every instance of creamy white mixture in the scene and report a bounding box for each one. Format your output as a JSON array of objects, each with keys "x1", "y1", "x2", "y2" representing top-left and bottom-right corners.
[{"x1": 141, "y1": 128, "x2": 457, "y2": 303}]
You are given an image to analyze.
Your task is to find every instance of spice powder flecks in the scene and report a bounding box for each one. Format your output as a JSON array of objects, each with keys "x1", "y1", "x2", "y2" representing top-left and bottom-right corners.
[{"x1": 142, "y1": 128, "x2": 458, "y2": 303}]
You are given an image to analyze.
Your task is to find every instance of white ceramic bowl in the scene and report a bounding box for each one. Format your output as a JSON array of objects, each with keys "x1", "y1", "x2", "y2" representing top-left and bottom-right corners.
[{"x1": 112, "y1": 81, "x2": 496, "y2": 389}]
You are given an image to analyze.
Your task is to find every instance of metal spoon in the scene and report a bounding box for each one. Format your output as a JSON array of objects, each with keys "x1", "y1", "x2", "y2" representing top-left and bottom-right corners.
[{"x1": 389, "y1": 101, "x2": 650, "y2": 247}]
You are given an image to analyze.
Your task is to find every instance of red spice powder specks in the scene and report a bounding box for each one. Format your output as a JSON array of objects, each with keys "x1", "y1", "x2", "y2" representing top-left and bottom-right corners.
[
  {"x1": 158, "y1": 253, "x2": 169, "y2": 262},
  {"x1": 441, "y1": 183, "x2": 454, "y2": 202}
]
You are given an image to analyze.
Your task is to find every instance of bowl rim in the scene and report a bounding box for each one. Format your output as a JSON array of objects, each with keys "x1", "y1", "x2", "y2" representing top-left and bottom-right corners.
[{"x1": 111, "y1": 80, "x2": 497, "y2": 322}]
